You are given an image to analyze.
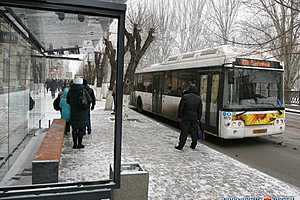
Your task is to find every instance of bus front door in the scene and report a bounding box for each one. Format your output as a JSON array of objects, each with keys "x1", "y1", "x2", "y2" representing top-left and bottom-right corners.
[
  {"x1": 200, "y1": 73, "x2": 220, "y2": 135},
  {"x1": 152, "y1": 75, "x2": 162, "y2": 114}
]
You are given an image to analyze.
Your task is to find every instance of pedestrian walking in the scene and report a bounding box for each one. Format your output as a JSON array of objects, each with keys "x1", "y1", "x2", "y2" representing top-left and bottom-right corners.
[
  {"x1": 45, "y1": 79, "x2": 50, "y2": 93},
  {"x1": 83, "y1": 79, "x2": 96, "y2": 135},
  {"x1": 29, "y1": 94, "x2": 35, "y2": 111},
  {"x1": 67, "y1": 77, "x2": 89, "y2": 149},
  {"x1": 175, "y1": 84, "x2": 202, "y2": 150},
  {"x1": 59, "y1": 87, "x2": 71, "y2": 135},
  {"x1": 49, "y1": 79, "x2": 57, "y2": 99},
  {"x1": 111, "y1": 85, "x2": 116, "y2": 114}
]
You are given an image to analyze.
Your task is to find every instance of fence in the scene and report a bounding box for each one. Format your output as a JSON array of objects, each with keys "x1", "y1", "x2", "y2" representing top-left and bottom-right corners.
[{"x1": 285, "y1": 90, "x2": 300, "y2": 105}]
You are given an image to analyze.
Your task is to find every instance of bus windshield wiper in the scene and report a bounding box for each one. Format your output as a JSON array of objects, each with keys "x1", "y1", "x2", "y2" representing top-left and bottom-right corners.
[
  {"x1": 260, "y1": 102, "x2": 283, "y2": 115},
  {"x1": 236, "y1": 111, "x2": 248, "y2": 117}
]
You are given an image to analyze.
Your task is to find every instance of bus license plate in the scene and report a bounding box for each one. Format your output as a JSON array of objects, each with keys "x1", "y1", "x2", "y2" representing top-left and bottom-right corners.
[{"x1": 253, "y1": 129, "x2": 267, "y2": 134}]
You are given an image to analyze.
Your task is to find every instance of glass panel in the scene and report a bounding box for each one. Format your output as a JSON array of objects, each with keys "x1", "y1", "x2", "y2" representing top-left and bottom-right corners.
[
  {"x1": 0, "y1": 16, "x2": 10, "y2": 179},
  {"x1": 28, "y1": 56, "x2": 46, "y2": 130},
  {"x1": 143, "y1": 74, "x2": 153, "y2": 93},
  {"x1": 177, "y1": 70, "x2": 197, "y2": 96},
  {"x1": 223, "y1": 69, "x2": 284, "y2": 109},
  {"x1": 0, "y1": 3, "x2": 123, "y2": 186},
  {"x1": 163, "y1": 71, "x2": 177, "y2": 96},
  {"x1": 136, "y1": 74, "x2": 143, "y2": 91},
  {"x1": 210, "y1": 74, "x2": 219, "y2": 127},
  {"x1": 11, "y1": 8, "x2": 104, "y2": 51},
  {"x1": 199, "y1": 75, "x2": 208, "y2": 123},
  {"x1": 8, "y1": 24, "x2": 31, "y2": 156}
]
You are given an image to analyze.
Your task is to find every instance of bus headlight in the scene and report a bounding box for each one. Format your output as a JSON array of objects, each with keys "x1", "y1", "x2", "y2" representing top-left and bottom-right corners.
[
  {"x1": 231, "y1": 121, "x2": 244, "y2": 128},
  {"x1": 225, "y1": 122, "x2": 231, "y2": 127},
  {"x1": 275, "y1": 119, "x2": 285, "y2": 125}
]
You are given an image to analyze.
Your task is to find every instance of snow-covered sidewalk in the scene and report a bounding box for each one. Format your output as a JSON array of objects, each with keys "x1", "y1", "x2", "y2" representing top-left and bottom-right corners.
[{"x1": 59, "y1": 100, "x2": 300, "y2": 200}]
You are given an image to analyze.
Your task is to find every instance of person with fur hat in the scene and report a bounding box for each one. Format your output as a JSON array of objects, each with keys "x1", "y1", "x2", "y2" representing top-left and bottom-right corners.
[
  {"x1": 67, "y1": 77, "x2": 88, "y2": 149},
  {"x1": 175, "y1": 83, "x2": 202, "y2": 150}
]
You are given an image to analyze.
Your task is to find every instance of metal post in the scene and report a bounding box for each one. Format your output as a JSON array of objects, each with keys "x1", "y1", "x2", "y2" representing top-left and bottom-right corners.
[
  {"x1": 39, "y1": 120, "x2": 41, "y2": 129},
  {"x1": 113, "y1": 12, "x2": 125, "y2": 188},
  {"x1": 48, "y1": 120, "x2": 51, "y2": 128}
]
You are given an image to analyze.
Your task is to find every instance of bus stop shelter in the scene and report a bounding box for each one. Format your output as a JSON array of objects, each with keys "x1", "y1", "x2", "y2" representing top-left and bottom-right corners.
[{"x1": 0, "y1": 0, "x2": 126, "y2": 199}]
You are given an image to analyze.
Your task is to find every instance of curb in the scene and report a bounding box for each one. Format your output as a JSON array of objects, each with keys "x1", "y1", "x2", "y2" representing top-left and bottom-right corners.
[{"x1": 286, "y1": 108, "x2": 300, "y2": 114}]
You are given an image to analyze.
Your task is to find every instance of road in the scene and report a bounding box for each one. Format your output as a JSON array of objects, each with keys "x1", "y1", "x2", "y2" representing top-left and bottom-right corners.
[
  {"x1": 203, "y1": 112, "x2": 300, "y2": 189},
  {"x1": 142, "y1": 110, "x2": 300, "y2": 189}
]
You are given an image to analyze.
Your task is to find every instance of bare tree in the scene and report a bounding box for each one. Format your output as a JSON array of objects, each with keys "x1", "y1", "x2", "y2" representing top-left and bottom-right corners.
[
  {"x1": 273, "y1": 0, "x2": 300, "y2": 12},
  {"x1": 172, "y1": 0, "x2": 208, "y2": 53},
  {"x1": 95, "y1": 51, "x2": 104, "y2": 87},
  {"x1": 241, "y1": 0, "x2": 300, "y2": 89},
  {"x1": 208, "y1": 0, "x2": 241, "y2": 45},
  {"x1": 123, "y1": 3, "x2": 157, "y2": 94},
  {"x1": 83, "y1": 59, "x2": 96, "y2": 85},
  {"x1": 103, "y1": 36, "x2": 117, "y2": 91},
  {"x1": 104, "y1": 1, "x2": 157, "y2": 94},
  {"x1": 142, "y1": 0, "x2": 176, "y2": 64}
]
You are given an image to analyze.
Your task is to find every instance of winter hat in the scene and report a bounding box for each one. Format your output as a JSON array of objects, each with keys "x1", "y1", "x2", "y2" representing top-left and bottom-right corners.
[{"x1": 73, "y1": 77, "x2": 83, "y2": 85}]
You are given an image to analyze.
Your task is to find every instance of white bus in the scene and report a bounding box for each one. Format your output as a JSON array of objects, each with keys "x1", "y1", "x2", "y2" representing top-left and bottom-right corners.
[{"x1": 131, "y1": 46, "x2": 285, "y2": 139}]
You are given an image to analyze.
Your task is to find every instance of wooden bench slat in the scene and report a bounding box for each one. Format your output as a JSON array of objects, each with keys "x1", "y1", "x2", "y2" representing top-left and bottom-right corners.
[{"x1": 32, "y1": 119, "x2": 65, "y2": 184}]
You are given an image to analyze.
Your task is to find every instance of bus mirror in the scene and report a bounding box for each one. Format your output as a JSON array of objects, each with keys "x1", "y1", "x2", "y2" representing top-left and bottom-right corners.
[{"x1": 228, "y1": 70, "x2": 234, "y2": 84}]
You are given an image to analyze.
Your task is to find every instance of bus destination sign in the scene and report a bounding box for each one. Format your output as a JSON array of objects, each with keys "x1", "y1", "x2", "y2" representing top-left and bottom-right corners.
[{"x1": 235, "y1": 58, "x2": 282, "y2": 69}]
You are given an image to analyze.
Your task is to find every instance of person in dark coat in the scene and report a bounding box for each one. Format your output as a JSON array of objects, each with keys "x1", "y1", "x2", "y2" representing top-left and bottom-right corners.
[
  {"x1": 45, "y1": 79, "x2": 50, "y2": 93},
  {"x1": 83, "y1": 79, "x2": 96, "y2": 134},
  {"x1": 175, "y1": 84, "x2": 202, "y2": 150},
  {"x1": 49, "y1": 79, "x2": 58, "y2": 99},
  {"x1": 67, "y1": 77, "x2": 88, "y2": 149}
]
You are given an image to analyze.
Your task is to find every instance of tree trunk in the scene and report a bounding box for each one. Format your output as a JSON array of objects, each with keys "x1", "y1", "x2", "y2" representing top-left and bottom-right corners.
[
  {"x1": 124, "y1": 57, "x2": 139, "y2": 95},
  {"x1": 96, "y1": 52, "x2": 105, "y2": 87},
  {"x1": 108, "y1": 52, "x2": 116, "y2": 91},
  {"x1": 103, "y1": 38, "x2": 117, "y2": 91}
]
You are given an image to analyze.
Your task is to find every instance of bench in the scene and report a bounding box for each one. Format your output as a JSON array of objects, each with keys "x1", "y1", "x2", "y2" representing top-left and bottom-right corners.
[{"x1": 32, "y1": 119, "x2": 65, "y2": 184}]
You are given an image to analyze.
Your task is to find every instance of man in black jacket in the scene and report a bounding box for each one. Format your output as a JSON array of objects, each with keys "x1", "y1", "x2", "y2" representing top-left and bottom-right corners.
[
  {"x1": 83, "y1": 79, "x2": 96, "y2": 134},
  {"x1": 67, "y1": 78, "x2": 88, "y2": 149},
  {"x1": 175, "y1": 84, "x2": 202, "y2": 150}
]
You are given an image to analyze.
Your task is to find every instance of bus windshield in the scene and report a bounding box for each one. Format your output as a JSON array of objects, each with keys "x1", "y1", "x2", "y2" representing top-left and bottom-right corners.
[{"x1": 223, "y1": 68, "x2": 284, "y2": 110}]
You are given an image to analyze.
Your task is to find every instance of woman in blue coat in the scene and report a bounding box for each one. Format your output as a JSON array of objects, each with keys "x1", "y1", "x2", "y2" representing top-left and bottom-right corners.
[{"x1": 60, "y1": 87, "x2": 71, "y2": 134}]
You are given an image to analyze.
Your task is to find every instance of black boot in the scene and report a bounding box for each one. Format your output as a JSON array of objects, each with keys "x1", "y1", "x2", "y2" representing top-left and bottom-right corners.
[
  {"x1": 175, "y1": 145, "x2": 183, "y2": 150},
  {"x1": 72, "y1": 130, "x2": 78, "y2": 149},
  {"x1": 77, "y1": 130, "x2": 85, "y2": 149}
]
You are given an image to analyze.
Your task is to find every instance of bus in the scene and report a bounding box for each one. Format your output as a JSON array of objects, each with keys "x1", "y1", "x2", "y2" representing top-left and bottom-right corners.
[{"x1": 131, "y1": 45, "x2": 285, "y2": 139}]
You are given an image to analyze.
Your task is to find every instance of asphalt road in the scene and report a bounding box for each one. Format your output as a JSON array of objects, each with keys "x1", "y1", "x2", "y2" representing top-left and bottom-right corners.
[{"x1": 202, "y1": 112, "x2": 300, "y2": 189}]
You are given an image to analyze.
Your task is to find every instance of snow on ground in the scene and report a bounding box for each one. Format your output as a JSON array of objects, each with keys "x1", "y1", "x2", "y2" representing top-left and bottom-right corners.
[{"x1": 59, "y1": 100, "x2": 300, "y2": 200}]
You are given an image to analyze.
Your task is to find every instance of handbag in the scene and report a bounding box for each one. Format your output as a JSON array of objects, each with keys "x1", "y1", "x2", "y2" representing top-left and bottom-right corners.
[
  {"x1": 197, "y1": 122, "x2": 205, "y2": 140},
  {"x1": 53, "y1": 95, "x2": 61, "y2": 111}
]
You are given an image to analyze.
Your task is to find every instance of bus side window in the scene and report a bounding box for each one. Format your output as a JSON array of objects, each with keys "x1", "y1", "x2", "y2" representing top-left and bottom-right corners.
[
  {"x1": 172, "y1": 72, "x2": 179, "y2": 96},
  {"x1": 163, "y1": 71, "x2": 177, "y2": 96},
  {"x1": 143, "y1": 74, "x2": 153, "y2": 93},
  {"x1": 177, "y1": 70, "x2": 197, "y2": 96},
  {"x1": 134, "y1": 76, "x2": 138, "y2": 91},
  {"x1": 137, "y1": 74, "x2": 143, "y2": 91}
]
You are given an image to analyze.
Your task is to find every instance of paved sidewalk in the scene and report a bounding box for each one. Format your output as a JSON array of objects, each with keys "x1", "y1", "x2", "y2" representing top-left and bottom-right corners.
[{"x1": 59, "y1": 101, "x2": 300, "y2": 200}]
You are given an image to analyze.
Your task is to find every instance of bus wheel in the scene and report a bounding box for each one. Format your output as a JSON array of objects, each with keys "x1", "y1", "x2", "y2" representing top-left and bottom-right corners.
[{"x1": 137, "y1": 98, "x2": 143, "y2": 113}]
